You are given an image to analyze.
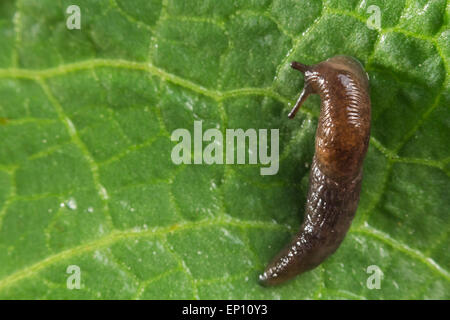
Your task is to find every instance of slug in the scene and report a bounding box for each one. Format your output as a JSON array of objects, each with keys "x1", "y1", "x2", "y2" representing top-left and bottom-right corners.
[{"x1": 259, "y1": 55, "x2": 371, "y2": 286}]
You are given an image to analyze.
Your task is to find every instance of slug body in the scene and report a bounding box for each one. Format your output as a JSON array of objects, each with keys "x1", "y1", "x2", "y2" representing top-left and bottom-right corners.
[{"x1": 259, "y1": 56, "x2": 371, "y2": 286}]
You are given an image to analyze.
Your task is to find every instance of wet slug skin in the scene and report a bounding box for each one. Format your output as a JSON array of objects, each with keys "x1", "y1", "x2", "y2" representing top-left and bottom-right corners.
[{"x1": 259, "y1": 55, "x2": 371, "y2": 286}]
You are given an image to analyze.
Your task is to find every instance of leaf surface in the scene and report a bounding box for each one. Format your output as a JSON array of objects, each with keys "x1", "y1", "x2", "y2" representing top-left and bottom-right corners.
[{"x1": 0, "y1": 0, "x2": 448, "y2": 299}]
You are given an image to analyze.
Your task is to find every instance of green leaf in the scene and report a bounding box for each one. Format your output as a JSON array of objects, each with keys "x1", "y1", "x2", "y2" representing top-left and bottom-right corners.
[{"x1": 0, "y1": 0, "x2": 448, "y2": 299}]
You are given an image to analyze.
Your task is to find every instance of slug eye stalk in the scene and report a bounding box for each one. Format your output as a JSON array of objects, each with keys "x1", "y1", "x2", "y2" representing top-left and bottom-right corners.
[{"x1": 288, "y1": 61, "x2": 313, "y2": 119}]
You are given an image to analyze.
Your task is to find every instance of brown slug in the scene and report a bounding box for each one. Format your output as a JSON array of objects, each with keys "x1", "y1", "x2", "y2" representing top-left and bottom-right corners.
[{"x1": 259, "y1": 55, "x2": 371, "y2": 286}]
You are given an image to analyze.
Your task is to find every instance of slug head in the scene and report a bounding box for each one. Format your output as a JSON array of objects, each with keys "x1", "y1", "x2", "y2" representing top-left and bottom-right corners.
[{"x1": 288, "y1": 56, "x2": 368, "y2": 120}]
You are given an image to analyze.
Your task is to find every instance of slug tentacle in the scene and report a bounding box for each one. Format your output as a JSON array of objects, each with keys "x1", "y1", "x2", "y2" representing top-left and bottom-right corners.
[
  {"x1": 259, "y1": 55, "x2": 371, "y2": 286},
  {"x1": 288, "y1": 83, "x2": 313, "y2": 119},
  {"x1": 290, "y1": 61, "x2": 310, "y2": 73}
]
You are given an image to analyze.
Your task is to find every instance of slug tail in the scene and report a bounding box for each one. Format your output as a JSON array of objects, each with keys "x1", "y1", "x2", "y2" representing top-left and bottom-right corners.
[
  {"x1": 259, "y1": 156, "x2": 363, "y2": 287},
  {"x1": 258, "y1": 227, "x2": 321, "y2": 287}
]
